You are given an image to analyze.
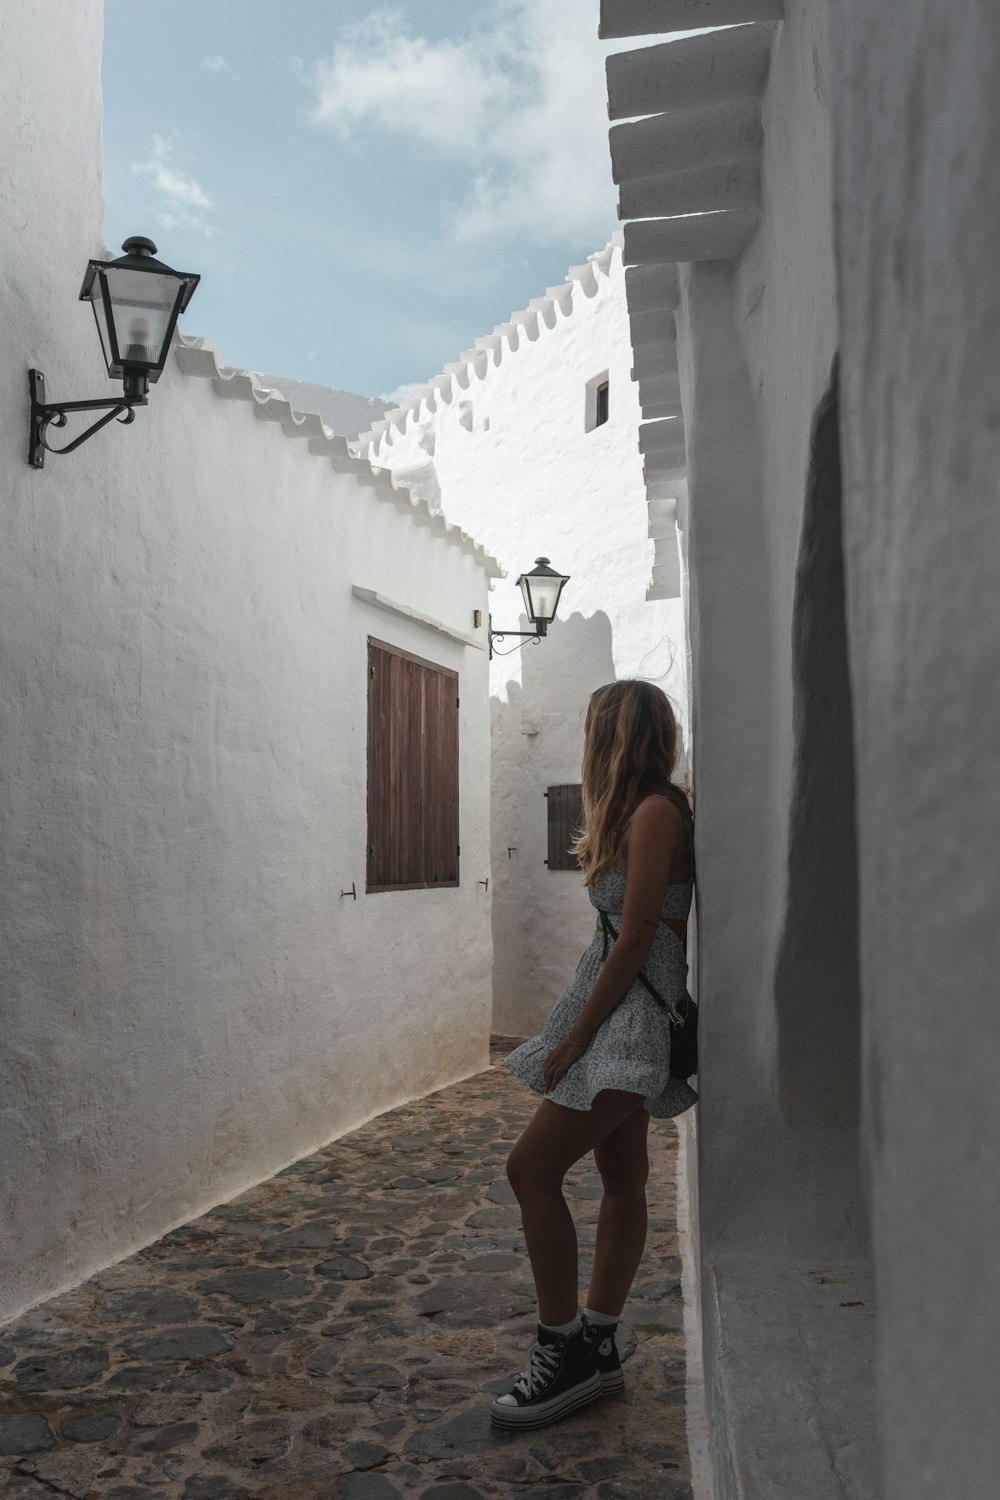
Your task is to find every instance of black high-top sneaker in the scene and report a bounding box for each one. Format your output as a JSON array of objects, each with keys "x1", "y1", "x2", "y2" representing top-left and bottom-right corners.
[
  {"x1": 490, "y1": 1323, "x2": 602, "y2": 1430},
  {"x1": 581, "y1": 1313, "x2": 625, "y2": 1394}
]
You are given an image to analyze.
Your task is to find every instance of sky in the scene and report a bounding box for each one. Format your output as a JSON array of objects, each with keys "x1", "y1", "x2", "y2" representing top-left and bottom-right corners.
[{"x1": 101, "y1": 0, "x2": 634, "y2": 403}]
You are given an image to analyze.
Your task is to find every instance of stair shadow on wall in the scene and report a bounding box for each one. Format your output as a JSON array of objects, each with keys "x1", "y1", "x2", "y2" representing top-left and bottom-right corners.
[{"x1": 488, "y1": 610, "x2": 617, "y2": 1038}]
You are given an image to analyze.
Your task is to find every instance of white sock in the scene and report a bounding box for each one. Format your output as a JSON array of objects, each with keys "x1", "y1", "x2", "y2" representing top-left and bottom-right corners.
[
  {"x1": 583, "y1": 1307, "x2": 618, "y2": 1326},
  {"x1": 540, "y1": 1313, "x2": 581, "y2": 1336}
]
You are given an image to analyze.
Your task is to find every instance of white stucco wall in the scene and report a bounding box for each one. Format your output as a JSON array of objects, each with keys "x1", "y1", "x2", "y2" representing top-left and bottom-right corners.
[
  {"x1": 608, "y1": 3, "x2": 1000, "y2": 1495},
  {"x1": 647, "y1": 10, "x2": 873, "y2": 1494},
  {"x1": 831, "y1": 6, "x2": 1000, "y2": 1496},
  {"x1": 672, "y1": 0, "x2": 865, "y2": 1268},
  {"x1": 364, "y1": 243, "x2": 687, "y2": 1038},
  {"x1": 0, "y1": 0, "x2": 495, "y2": 1323}
]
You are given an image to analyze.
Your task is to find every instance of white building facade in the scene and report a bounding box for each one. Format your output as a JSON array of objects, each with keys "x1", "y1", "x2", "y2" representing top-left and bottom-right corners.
[
  {"x1": 360, "y1": 239, "x2": 687, "y2": 1039},
  {"x1": 0, "y1": 0, "x2": 500, "y2": 1324},
  {"x1": 603, "y1": 2, "x2": 1000, "y2": 1497}
]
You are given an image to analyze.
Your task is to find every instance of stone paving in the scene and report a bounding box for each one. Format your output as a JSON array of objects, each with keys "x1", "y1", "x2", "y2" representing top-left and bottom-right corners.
[{"x1": 0, "y1": 1040, "x2": 693, "y2": 1500}]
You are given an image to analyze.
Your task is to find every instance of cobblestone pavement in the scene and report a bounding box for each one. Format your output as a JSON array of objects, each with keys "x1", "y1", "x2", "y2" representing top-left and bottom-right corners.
[{"x1": 0, "y1": 1040, "x2": 692, "y2": 1500}]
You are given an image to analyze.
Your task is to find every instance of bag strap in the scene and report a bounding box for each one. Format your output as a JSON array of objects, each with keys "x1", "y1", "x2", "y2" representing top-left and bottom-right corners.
[{"x1": 599, "y1": 910, "x2": 685, "y2": 1026}]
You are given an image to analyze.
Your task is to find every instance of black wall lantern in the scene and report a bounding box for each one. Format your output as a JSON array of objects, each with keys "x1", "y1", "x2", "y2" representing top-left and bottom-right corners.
[
  {"x1": 489, "y1": 556, "x2": 570, "y2": 658},
  {"x1": 28, "y1": 236, "x2": 200, "y2": 468}
]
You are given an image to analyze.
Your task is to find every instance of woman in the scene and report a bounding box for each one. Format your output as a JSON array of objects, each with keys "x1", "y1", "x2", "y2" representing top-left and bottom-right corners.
[{"x1": 491, "y1": 679, "x2": 696, "y2": 1432}]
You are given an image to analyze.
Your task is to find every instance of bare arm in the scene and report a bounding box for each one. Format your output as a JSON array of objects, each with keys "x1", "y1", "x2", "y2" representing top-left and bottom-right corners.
[{"x1": 542, "y1": 797, "x2": 687, "y2": 1089}]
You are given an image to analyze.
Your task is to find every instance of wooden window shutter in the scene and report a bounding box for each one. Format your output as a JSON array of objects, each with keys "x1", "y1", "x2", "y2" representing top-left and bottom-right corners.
[
  {"x1": 367, "y1": 638, "x2": 459, "y2": 892},
  {"x1": 545, "y1": 784, "x2": 584, "y2": 871}
]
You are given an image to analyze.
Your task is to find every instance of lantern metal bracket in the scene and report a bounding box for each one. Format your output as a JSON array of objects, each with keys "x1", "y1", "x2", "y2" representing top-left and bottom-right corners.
[
  {"x1": 488, "y1": 614, "x2": 548, "y2": 660},
  {"x1": 28, "y1": 369, "x2": 147, "y2": 469}
]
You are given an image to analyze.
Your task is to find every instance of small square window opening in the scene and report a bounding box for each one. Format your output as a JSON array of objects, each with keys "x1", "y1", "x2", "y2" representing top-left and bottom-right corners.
[
  {"x1": 596, "y1": 381, "x2": 609, "y2": 426},
  {"x1": 585, "y1": 372, "x2": 610, "y2": 432}
]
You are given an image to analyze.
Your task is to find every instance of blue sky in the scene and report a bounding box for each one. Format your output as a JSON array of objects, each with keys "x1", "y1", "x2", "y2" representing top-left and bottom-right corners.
[{"x1": 102, "y1": 0, "x2": 627, "y2": 401}]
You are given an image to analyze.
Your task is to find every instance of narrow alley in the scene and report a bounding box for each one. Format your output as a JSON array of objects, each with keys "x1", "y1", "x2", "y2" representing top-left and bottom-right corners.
[{"x1": 0, "y1": 1043, "x2": 695, "y2": 1500}]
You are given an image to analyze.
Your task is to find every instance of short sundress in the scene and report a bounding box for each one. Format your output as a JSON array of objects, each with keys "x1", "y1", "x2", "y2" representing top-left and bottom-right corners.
[{"x1": 505, "y1": 867, "x2": 698, "y2": 1119}]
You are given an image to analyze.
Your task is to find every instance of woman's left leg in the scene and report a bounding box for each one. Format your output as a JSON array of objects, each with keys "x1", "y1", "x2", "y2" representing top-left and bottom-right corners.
[
  {"x1": 588, "y1": 1103, "x2": 651, "y2": 1315},
  {"x1": 506, "y1": 1090, "x2": 646, "y2": 1326}
]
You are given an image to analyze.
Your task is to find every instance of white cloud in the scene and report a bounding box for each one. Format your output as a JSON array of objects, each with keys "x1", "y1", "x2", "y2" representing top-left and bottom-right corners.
[
  {"x1": 306, "y1": 0, "x2": 620, "y2": 248},
  {"x1": 203, "y1": 55, "x2": 230, "y2": 72},
  {"x1": 130, "y1": 134, "x2": 217, "y2": 237},
  {"x1": 310, "y1": 8, "x2": 514, "y2": 156},
  {"x1": 380, "y1": 380, "x2": 428, "y2": 404}
]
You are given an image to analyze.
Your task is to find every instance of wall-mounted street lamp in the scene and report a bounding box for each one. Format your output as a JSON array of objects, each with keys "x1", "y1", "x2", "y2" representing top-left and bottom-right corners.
[
  {"x1": 28, "y1": 236, "x2": 200, "y2": 468},
  {"x1": 489, "y1": 556, "x2": 570, "y2": 659}
]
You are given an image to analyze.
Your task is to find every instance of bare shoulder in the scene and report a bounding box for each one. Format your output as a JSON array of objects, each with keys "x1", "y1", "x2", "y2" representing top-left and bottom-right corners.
[
  {"x1": 625, "y1": 794, "x2": 692, "y2": 885},
  {"x1": 630, "y1": 793, "x2": 688, "y2": 837},
  {"x1": 621, "y1": 794, "x2": 691, "y2": 888}
]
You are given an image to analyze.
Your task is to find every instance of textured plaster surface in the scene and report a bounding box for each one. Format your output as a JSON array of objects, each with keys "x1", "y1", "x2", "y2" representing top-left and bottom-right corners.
[
  {"x1": 0, "y1": 1042, "x2": 695, "y2": 1500},
  {"x1": 702, "y1": 1260, "x2": 876, "y2": 1499},
  {"x1": 606, "y1": 27, "x2": 775, "y2": 122},
  {"x1": 0, "y1": 0, "x2": 493, "y2": 1324},
  {"x1": 666, "y1": 5, "x2": 872, "y2": 1496},
  {"x1": 831, "y1": 4, "x2": 1000, "y2": 1496},
  {"x1": 675, "y1": 0, "x2": 866, "y2": 1261},
  {"x1": 365, "y1": 244, "x2": 687, "y2": 1039},
  {"x1": 608, "y1": 1, "x2": 1000, "y2": 1495}
]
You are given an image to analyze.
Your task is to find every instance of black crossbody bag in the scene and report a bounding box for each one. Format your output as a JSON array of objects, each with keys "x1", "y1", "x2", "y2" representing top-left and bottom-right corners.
[{"x1": 598, "y1": 909, "x2": 699, "y2": 1081}]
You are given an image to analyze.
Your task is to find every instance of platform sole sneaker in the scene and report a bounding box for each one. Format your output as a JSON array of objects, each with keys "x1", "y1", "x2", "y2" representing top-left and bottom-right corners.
[
  {"x1": 581, "y1": 1316, "x2": 625, "y2": 1395},
  {"x1": 490, "y1": 1367, "x2": 603, "y2": 1430},
  {"x1": 490, "y1": 1323, "x2": 604, "y2": 1431}
]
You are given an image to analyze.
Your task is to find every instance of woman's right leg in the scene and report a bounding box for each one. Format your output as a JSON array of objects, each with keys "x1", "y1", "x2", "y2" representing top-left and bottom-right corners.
[
  {"x1": 493, "y1": 1091, "x2": 647, "y2": 1431},
  {"x1": 506, "y1": 1090, "x2": 646, "y2": 1327},
  {"x1": 587, "y1": 1104, "x2": 651, "y2": 1316}
]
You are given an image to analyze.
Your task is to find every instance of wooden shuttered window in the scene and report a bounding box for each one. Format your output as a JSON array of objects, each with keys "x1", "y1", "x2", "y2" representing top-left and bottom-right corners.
[
  {"x1": 367, "y1": 638, "x2": 460, "y2": 892},
  {"x1": 545, "y1": 784, "x2": 584, "y2": 871}
]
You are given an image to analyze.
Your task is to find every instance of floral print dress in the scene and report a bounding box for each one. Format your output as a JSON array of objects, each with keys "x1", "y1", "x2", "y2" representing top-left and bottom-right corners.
[{"x1": 505, "y1": 867, "x2": 698, "y2": 1118}]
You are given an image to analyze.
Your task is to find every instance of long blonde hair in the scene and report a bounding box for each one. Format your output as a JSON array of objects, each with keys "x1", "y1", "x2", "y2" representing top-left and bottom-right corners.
[{"x1": 572, "y1": 679, "x2": 691, "y2": 888}]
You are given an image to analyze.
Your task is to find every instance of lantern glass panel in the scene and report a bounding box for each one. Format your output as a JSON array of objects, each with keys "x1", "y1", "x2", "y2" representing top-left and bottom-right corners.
[
  {"x1": 88, "y1": 284, "x2": 115, "y2": 373},
  {"x1": 520, "y1": 573, "x2": 564, "y2": 624},
  {"x1": 91, "y1": 267, "x2": 182, "y2": 373}
]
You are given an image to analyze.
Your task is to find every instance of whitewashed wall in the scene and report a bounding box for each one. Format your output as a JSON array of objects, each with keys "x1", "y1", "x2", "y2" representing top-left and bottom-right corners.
[
  {"x1": 831, "y1": 5, "x2": 1000, "y2": 1496},
  {"x1": 670, "y1": 12, "x2": 872, "y2": 1490},
  {"x1": 607, "y1": 0, "x2": 1000, "y2": 1495},
  {"x1": 365, "y1": 243, "x2": 687, "y2": 1038},
  {"x1": 598, "y1": 2, "x2": 872, "y2": 1493},
  {"x1": 674, "y1": 2, "x2": 866, "y2": 1266},
  {"x1": 0, "y1": 0, "x2": 495, "y2": 1323}
]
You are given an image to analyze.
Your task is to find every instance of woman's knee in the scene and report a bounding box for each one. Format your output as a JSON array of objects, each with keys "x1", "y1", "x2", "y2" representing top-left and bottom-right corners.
[
  {"x1": 506, "y1": 1143, "x2": 562, "y2": 1200},
  {"x1": 593, "y1": 1142, "x2": 649, "y2": 1197}
]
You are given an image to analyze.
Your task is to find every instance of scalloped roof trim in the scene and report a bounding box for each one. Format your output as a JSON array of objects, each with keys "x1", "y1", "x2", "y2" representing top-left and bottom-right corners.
[
  {"x1": 353, "y1": 228, "x2": 687, "y2": 604},
  {"x1": 173, "y1": 335, "x2": 504, "y2": 579},
  {"x1": 356, "y1": 233, "x2": 625, "y2": 453}
]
